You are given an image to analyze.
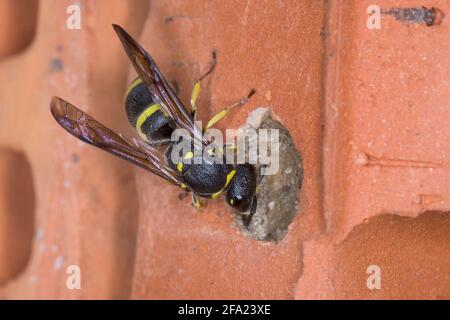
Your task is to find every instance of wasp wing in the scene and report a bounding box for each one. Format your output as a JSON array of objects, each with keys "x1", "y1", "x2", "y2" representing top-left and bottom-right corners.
[
  {"x1": 112, "y1": 24, "x2": 207, "y2": 145},
  {"x1": 50, "y1": 96, "x2": 182, "y2": 186}
]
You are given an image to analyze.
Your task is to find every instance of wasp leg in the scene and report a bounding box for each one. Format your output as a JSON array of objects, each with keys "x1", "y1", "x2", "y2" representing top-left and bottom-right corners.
[
  {"x1": 191, "y1": 194, "x2": 206, "y2": 209},
  {"x1": 205, "y1": 89, "x2": 256, "y2": 131},
  {"x1": 178, "y1": 189, "x2": 191, "y2": 201},
  {"x1": 212, "y1": 143, "x2": 236, "y2": 157},
  {"x1": 242, "y1": 196, "x2": 258, "y2": 227},
  {"x1": 190, "y1": 51, "x2": 217, "y2": 120},
  {"x1": 224, "y1": 143, "x2": 237, "y2": 150},
  {"x1": 146, "y1": 137, "x2": 173, "y2": 146},
  {"x1": 257, "y1": 164, "x2": 268, "y2": 184}
]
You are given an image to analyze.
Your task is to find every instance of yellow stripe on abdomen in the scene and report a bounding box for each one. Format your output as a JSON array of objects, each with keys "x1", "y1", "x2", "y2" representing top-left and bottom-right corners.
[
  {"x1": 211, "y1": 169, "x2": 236, "y2": 199},
  {"x1": 136, "y1": 104, "x2": 162, "y2": 141},
  {"x1": 126, "y1": 78, "x2": 143, "y2": 96}
]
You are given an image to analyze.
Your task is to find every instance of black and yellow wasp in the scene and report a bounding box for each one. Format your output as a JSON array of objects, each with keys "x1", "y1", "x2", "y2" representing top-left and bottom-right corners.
[{"x1": 50, "y1": 24, "x2": 260, "y2": 225}]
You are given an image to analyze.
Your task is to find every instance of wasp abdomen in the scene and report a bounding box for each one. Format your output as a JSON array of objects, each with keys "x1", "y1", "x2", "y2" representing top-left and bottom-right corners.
[
  {"x1": 140, "y1": 109, "x2": 175, "y2": 141},
  {"x1": 125, "y1": 78, "x2": 154, "y2": 126},
  {"x1": 125, "y1": 78, "x2": 175, "y2": 142}
]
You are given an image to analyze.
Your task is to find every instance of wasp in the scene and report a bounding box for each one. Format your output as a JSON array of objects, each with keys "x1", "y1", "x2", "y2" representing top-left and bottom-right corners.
[{"x1": 50, "y1": 24, "x2": 260, "y2": 225}]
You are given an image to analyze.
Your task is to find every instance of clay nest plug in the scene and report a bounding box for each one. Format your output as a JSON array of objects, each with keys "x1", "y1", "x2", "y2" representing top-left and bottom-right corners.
[{"x1": 235, "y1": 108, "x2": 303, "y2": 242}]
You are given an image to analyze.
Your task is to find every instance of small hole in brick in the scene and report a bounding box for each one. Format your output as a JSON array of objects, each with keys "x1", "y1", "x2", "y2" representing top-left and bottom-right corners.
[{"x1": 0, "y1": 147, "x2": 35, "y2": 285}]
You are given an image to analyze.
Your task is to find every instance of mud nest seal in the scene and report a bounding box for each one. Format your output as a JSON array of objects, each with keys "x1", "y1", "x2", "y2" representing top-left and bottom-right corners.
[{"x1": 235, "y1": 108, "x2": 303, "y2": 241}]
